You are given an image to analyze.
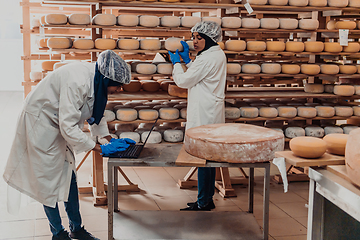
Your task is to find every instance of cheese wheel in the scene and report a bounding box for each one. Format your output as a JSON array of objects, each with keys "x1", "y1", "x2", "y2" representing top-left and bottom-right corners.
[
  {"x1": 299, "y1": 19, "x2": 319, "y2": 30},
  {"x1": 165, "y1": 37, "x2": 183, "y2": 52},
  {"x1": 141, "y1": 131, "x2": 162, "y2": 143},
  {"x1": 168, "y1": 85, "x2": 187, "y2": 98},
  {"x1": 42, "y1": 61, "x2": 60, "y2": 71},
  {"x1": 247, "y1": 0, "x2": 268, "y2": 4},
  {"x1": 181, "y1": 16, "x2": 201, "y2": 28},
  {"x1": 304, "y1": 83, "x2": 324, "y2": 93},
  {"x1": 92, "y1": 14, "x2": 116, "y2": 26},
  {"x1": 355, "y1": 85, "x2": 360, "y2": 94},
  {"x1": 297, "y1": 107, "x2": 317, "y2": 118},
  {"x1": 222, "y1": 17, "x2": 241, "y2": 28},
  {"x1": 38, "y1": 38, "x2": 48, "y2": 48},
  {"x1": 315, "y1": 106, "x2": 335, "y2": 117},
  {"x1": 45, "y1": 14, "x2": 67, "y2": 25},
  {"x1": 247, "y1": 41, "x2": 266, "y2": 51},
  {"x1": 157, "y1": 63, "x2": 173, "y2": 75},
  {"x1": 180, "y1": 108, "x2": 187, "y2": 119},
  {"x1": 141, "y1": 80, "x2": 160, "y2": 92},
  {"x1": 290, "y1": 136, "x2": 326, "y2": 158},
  {"x1": 301, "y1": 64, "x2": 321, "y2": 75},
  {"x1": 30, "y1": 71, "x2": 42, "y2": 81},
  {"x1": 116, "y1": 108, "x2": 138, "y2": 121},
  {"x1": 324, "y1": 84, "x2": 335, "y2": 93},
  {"x1": 117, "y1": 15, "x2": 139, "y2": 27},
  {"x1": 159, "y1": 108, "x2": 180, "y2": 120},
  {"x1": 339, "y1": 65, "x2": 357, "y2": 74},
  {"x1": 261, "y1": 63, "x2": 281, "y2": 74},
  {"x1": 268, "y1": 0, "x2": 288, "y2": 5},
  {"x1": 285, "y1": 42, "x2": 304, "y2": 52},
  {"x1": 327, "y1": 0, "x2": 349, "y2": 7},
  {"x1": 281, "y1": 64, "x2": 300, "y2": 74},
  {"x1": 304, "y1": 41, "x2": 324, "y2": 52},
  {"x1": 242, "y1": 64, "x2": 261, "y2": 74},
  {"x1": 73, "y1": 39, "x2": 94, "y2": 49},
  {"x1": 119, "y1": 132, "x2": 141, "y2": 143},
  {"x1": 225, "y1": 107, "x2": 241, "y2": 119},
  {"x1": 323, "y1": 134, "x2": 348, "y2": 155},
  {"x1": 320, "y1": 64, "x2": 340, "y2": 74},
  {"x1": 324, "y1": 42, "x2": 342, "y2": 52},
  {"x1": 202, "y1": 17, "x2": 222, "y2": 26},
  {"x1": 260, "y1": 18, "x2": 280, "y2": 29},
  {"x1": 161, "y1": 16, "x2": 181, "y2": 27},
  {"x1": 349, "y1": 0, "x2": 360, "y2": 6},
  {"x1": 138, "y1": 109, "x2": 159, "y2": 120},
  {"x1": 335, "y1": 106, "x2": 354, "y2": 117},
  {"x1": 186, "y1": 40, "x2": 195, "y2": 51},
  {"x1": 94, "y1": 38, "x2": 116, "y2": 50},
  {"x1": 305, "y1": 126, "x2": 325, "y2": 138},
  {"x1": 266, "y1": 41, "x2": 285, "y2": 52},
  {"x1": 285, "y1": 127, "x2": 306, "y2": 138},
  {"x1": 140, "y1": 39, "x2": 161, "y2": 50},
  {"x1": 47, "y1": 37, "x2": 72, "y2": 49},
  {"x1": 289, "y1": 0, "x2": 308, "y2": 6},
  {"x1": 163, "y1": 130, "x2": 184, "y2": 143},
  {"x1": 279, "y1": 18, "x2": 298, "y2": 30},
  {"x1": 325, "y1": 126, "x2": 344, "y2": 135},
  {"x1": 240, "y1": 107, "x2": 259, "y2": 118},
  {"x1": 122, "y1": 80, "x2": 142, "y2": 92},
  {"x1": 139, "y1": 15, "x2": 160, "y2": 27},
  {"x1": 134, "y1": 63, "x2": 157, "y2": 74},
  {"x1": 343, "y1": 125, "x2": 359, "y2": 134},
  {"x1": 117, "y1": 39, "x2": 139, "y2": 50},
  {"x1": 225, "y1": 40, "x2": 246, "y2": 51},
  {"x1": 277, "y1": 106, "x2": 297, "y2": 118},
  {"x1": 335, "y1": 21, "x2": 356, "y2": 30},
  {"x1": 218, "y1": 42, "x2": 225, "y2": 50},
  {"x1": 333, "y1": 85, "x2": 355, "y2": 96},
  {"x1": 327, "y1": 20, "x2": 336, "y2": 30},
  {"x1": 68, "y1": 13, "x2": 90, "y2": 25},
  {"x1": 104, "y1": 109, "x2": 116, "y2": 122},
  {"x1": 241, "y1": 18, "x2": 261, "y2": 29},
  {"x1": 309, "y1": 0, "x2": 327, "y2": 6},
  {"x1": 343, "y1": 42, "x2": 360, "y2": 52},
  {"x1": 160, "y1": 80, "x2": 175, "y2": 91},
  {"x1": 227, "y1": 63, "x2": 241, "y2": 74},
  {"x1": 259, "y1": 107, "x2": 278, "y2": 118},
  {"x1": 353, "y1": 106, "x2": 360, "y2": 116}
]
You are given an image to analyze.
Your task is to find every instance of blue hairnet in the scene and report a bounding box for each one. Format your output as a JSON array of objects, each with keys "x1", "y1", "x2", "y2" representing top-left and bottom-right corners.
[
  {"x1": 97, "y1": 50, "x2": 131, "y2": 84},
  {"x1": 191, "y1": 21, "x2": 222, "y2": 43}
]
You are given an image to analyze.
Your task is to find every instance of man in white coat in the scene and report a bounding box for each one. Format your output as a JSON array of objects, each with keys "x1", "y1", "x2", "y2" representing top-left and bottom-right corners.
[
  {"x1": 3, "y1": 50, "x2": 132, "y2": 240},
  {"x1": 168, "y1": 21, "x2": 227, "y2": 211}
]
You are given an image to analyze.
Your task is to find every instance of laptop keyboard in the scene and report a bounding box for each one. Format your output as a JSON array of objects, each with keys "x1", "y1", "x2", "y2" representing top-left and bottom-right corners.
[{"x1": 116, "y1": 145, "x2": 143, "y2": 158}]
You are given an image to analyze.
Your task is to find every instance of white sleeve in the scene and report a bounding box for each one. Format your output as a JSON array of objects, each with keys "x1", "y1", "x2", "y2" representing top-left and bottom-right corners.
[
  {"x1": 89, "y1": 117, "x2": 110, "y2": 138},
  {"x1": 172, "y1": 58, "x2": 209, "y2": 89}
]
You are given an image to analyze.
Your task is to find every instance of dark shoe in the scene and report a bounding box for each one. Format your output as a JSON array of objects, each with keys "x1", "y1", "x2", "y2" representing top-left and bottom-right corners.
[
  {"x1": 70, "y1": 226, "x2": 100, "y2": 240},
  {"x1": 180, "y1": 201, "x2": 211, "y2": 211},
  {"x1": 187, "y1": 200, "x2": 215, "y2": 210},
  {"x1": 53, "y1": 230, "x2": 71, "y2": 240}
]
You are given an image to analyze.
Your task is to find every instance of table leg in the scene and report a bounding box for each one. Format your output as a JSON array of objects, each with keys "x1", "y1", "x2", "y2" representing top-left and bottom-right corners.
[
  {"x1": 263, "y1": 163, "x2": 270, "y2": 240},
  {"x1": 107, "y1": 163, "x2": 114, "y2": 240},
  {"x1": 307, "y1": 178, "x2": 323, "y2": 240},
  {"x1": 248, "y1": 167, "x2": 254, "y2": 213},
  {"x1": 114, "y1": 166, "x2": 119, "y2": 212}
]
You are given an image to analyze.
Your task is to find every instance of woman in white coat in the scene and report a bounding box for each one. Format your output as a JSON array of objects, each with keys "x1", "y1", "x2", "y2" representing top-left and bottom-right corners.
[
  {"x1": 168, "y1": 21, "x2": 227, "y2": 211},
  {"x1": 3, "y1": 50, "x2": 131, "y2": 240}
]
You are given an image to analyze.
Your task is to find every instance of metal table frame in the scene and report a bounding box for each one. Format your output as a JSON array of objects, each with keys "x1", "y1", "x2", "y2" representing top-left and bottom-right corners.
[{"x1": 107, "y1": 144, "x2": 270, "y2": 240}]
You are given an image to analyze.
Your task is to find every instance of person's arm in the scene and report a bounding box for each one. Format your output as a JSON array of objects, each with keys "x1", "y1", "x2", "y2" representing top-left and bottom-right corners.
[{"x1": 172, "y1": 58, "x2": 209, "y2": 89}]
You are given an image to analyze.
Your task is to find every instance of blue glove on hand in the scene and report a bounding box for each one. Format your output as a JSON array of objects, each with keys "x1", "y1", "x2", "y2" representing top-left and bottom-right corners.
[
  {"x1": 168, "y1": 50, "x2": 181, "y2": 65},
  {"x1": 100, "y1": 138, "x2": 136, "y2": 155},
  {"x1": 179, "y1": 41, "x2": 191, "y2": 64}
]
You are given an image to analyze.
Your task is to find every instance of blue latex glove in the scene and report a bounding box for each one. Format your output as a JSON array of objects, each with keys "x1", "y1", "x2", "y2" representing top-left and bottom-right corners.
[
  {"x1": 110, "y1": 138, "x2": 136, "y2": 145},
  {"x1": 100, "y1": 140, "x2": 130, "y2": 155},
  {"x1": 168, "y1": 50, "x2": 181, "y2": 65},
  {"x1": 179, "y1": 41, "x2": 191, "y2": 64}
]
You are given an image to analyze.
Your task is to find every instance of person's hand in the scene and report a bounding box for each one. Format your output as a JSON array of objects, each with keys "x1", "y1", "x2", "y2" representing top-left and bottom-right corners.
[
  {"x1": 168, "y1": 50, "x2": 181, "y2": 65},
  {"x1": 110, "y1": 138, "x2": 136, "y2": 145},
  {"x1": 179, "y1": 41, "x2": 191, "y2": 64},
  {"x1": 100, "y1": 140, "x2": 130, "y2": 155}
]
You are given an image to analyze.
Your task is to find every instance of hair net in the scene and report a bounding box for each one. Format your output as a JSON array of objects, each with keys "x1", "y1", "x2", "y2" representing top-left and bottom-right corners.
[
  {"x1": 97, "y1": 50, "x2": 131, "y2": 84},
  {"x1": 191, "y1": 21, "x2": 222, "y2": 43}
]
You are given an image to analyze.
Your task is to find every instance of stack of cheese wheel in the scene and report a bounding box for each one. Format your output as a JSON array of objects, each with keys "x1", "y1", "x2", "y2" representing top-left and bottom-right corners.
[
  {"x1": 309, "y1": 0, "x2": 327, "y2": 6},
  {"x1": 132, "y1": 62, "x2": 157, "y2": 75},
  {"x1": 320, "y1": 64, "x2": 339, "y2": 74},
  {"x1": 304, "y1": 41, "x2": 324, "y2": 52},
  {"x1": 260, "y1": 18, "x2": 279, "y2": 29},
  {"x1": 68, "y1": 14, "x2": 91, "y2": 25},
  {"x1": 95, "y1": 38, "x2": 116, "y2": 50},
  {"x1": 282, "y1": 64, "x2": 301, "y2": 74},
  {"x1": 202, "y1": 17, "x2": 222, "y2": 26},
  {"x1": 181, "y1": 16, "x2": 201, "y2": 28},
  {"x1": 266, "y1": 41, "x2": 285, "y2": 52},
  {"x1": 342, "y1": 42, "x2": 360, "y2": 53},
  {"x1": 140, "y1": 39, "x2": 161, "y2": 50},
  {"x1": 328, "y1": 0, "x2": 349, "y2": 7},
  {"x1": 242, "y1": 64, "x2": 261, "y2": 74},
  {"x1": 117, "y1": 39, "x2": 139, "y2": 50},
  {"x1": 301, "y1": 64, "x2": 321, "y2": 75},
  {"x1": 73, "y1": 39, "x2": 94, "y2": 49},
  {"x1": 165, "y1": 38, "x2": 183, "y2": 52},
  {"x1": 289, "y1": 0, "x2": 309, "y2": 6},
  {"x1": 141, "y1": 80, "x2": 160, "y2": 92},
  {"x1": 227, "y1": 63, "x2": 241, "y2": 74},
  {"x1": 42, "y1": 61, "x2": 60, "y2": 71},
  {"x1": 269, "y1": 0, "x2": 288, "y2": 5},
  {"x1": 157, "y1": 63, "x2": 173, "y2": 75},
  {"x1": 160, "y1": 16, "x2": 181, "y2": 27},
  {"x1": 45, "y1": 13, "x2": 68, "y2": 24},
  {"x1": 222, "y1": 17, "x2": 241, "y2": 28},
  {"x1": 285, "y1": 41, "x2": 304, "y2": 52},
  {"x1": 261, "y1": 63, "x2": 281, "y2": 74},
  {"x1": 117, "y1": 15, "x2": 139, "y2": 27},
  {"x1": 139, "y1": 15, "x2": 160, "y2": 27},
  {"x1": 247, "y1": 41, "x2": 266, "y2": 51},
  {"x1": 122, "y1": 80, "x2": 142, "y2": 92},
  {"x1": 324, "y1": 42, "x2": 342, "y2": 52},
  {"x1": 47, "y1": 37, "x2": 72, "y2": 49},
  {"x1": 92, "y1": 14, "x2": 116, "y2": 26},
  {"x1": 339, "y1": 65, "x2": 357, "y2": 74},
  {"x1": 299, "y1": 19, "x2": 319, "y2": 30},
  {"x1": 334, "y1": 85, "x2": 355, "y2": 96},
  {"x1": 290, "y1": 136, "x2": 327, "y2": 158},
  {"x1": 242, "y1": 18, "x2": 260, "y2": 29},
  {"x1": 225, "y1": 40, "x2": 246, "y2": 51},
  {"x1": 279, "y1": 18, "x2": 298, "y2": 29}
]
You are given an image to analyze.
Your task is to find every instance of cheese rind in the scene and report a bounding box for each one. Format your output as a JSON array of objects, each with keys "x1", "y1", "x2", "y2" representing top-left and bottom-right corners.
[
  {"x1": 327, "y1": 0, "x2": 349, "y2": 7},
  {"x1": 141, "y1": 80, "x2": 160, "y2": 92},
  {"x1": 157, "y1": 63, "x2": 173, "y2": 75},
  {"x1": 334, "y1": 106, "x2": 354, "y2": 117},
  {"x1": 202, "y1": 17, "x2": 222, "y2": 26},
  {"x1": 309, "y1": 0, "x2": 327, "y2": 6},
  {"x1": 339, "y1": 65, "x2": 357, "y2": 74},
  {"x1": 141, "y1": 131, "x2": 162, "y2": 143},
  {"x1": 122, "y1": 80, "x2": 142, "y2": 92},
  {"x1": 259, "y1": 107, "x2": 278, "y2": 118},
  {"x1": 305, "y1": 126, "x2": 325, "y2": 138},
  {"x1": 290, "y1": 136, "x2": 326, "y2": 158},
  {"x1": 324, "y1": 42, "x2": 343, "y2": 52},
  {"x1": 277, "y1": 106, "x2": 297, "y2": 118},
  {"x1": 268, "y1": 0, "x2": 288, "y2": 5},
  {"x1": 119, "y1": 132, "x2": 141, "y2": 143}
]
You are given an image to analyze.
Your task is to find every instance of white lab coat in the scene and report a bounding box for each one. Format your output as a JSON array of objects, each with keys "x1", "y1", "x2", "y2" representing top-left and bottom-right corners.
[
  {"x1": 3, "y1": 62, "x2": 109, "y2": 208},
  {"x1": 172, "y1": 45, "x2": 227, "y2": 130}
]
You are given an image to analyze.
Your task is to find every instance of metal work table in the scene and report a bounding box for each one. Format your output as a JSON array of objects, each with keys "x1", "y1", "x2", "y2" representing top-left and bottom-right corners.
[{"x1": 107, "y1": 143, "x2": 271, "y2": 240}]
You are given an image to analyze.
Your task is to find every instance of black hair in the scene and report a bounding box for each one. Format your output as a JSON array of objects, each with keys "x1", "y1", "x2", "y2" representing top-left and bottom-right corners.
[{"x1": 196, "y1": 33, "x2": 218, "y2": 56}]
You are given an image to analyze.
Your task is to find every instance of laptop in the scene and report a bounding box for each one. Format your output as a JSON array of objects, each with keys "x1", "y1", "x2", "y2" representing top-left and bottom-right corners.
[{"x1": 103, "y1": 118, "x2": 158, "y2": 158}]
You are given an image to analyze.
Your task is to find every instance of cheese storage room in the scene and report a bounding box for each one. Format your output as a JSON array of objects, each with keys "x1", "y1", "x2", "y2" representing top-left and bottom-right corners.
[{"x1": 2, "y1": 0, "x2": 360, "y2": 239}]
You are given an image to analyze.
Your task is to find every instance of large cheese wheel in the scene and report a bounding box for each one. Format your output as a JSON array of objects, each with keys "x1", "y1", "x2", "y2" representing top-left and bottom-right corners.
[
  {"x1": 68, "y1": 14, "x2": 91, "y2": 25},
  {"x1": 345, "y1": 129, "x2": 360, "y2": 187},
  {"x1": 222, "y1": 17, "x2": 241, "y2": 28},
  {"x1": 168, "y1": 85, "x2": 187, "y2": 98},
  {"x1": 117, "y1": 15, "x2": 139, "y2": 27},
  {"x1": 268, "y1": 0, "x2": 288, "y2": 5},
  {"x1": 305, "y1": 126, "x2": 325, "y2": 138},
  {"x1": 165, "y1": 38, "x2": 183, "y2": 52},
  {"x1": 323, "y1": 134, "x2": 348, "y2": 155},
  {"x1": 299, "y1": 19, "x2": 319, "y2": 30},
  {"x1": 320, "y1": 64, "x2": 339, "y2": 74},
  {"x1": 225, "y1": 40, "x2": 246, "y2": 51},
  {"x1": 290, "y1": 137, "x2": 326, "y2": 158},
  {"x1": 140, "y1": 39, "x2": 161, "y2": 50},
  {"x1": 141, "y1": 131, "x2": 162, "y2": 144},
  {"x1": 247, "y1": 0, "x2": 268, "y2": 4},
  {"x1": 333, "y1": 85, "x2": 355, "y2": 96},
  {"x1": 138, "y1": 109, "x2": 159, "y2": 120},
  {"x1": 309, "y1": 0, "x2": 327, "y2": 6},
  {"x1": 339, "y1": 65, "x2": 357, "y2": 74},
  {"x1": 301, "y1": 64, "x2": 321, "y2": 75},
  {"x1": 241, "y1": 18, "x2": 261, "y2": 29},
  {"x1": 279, "y1": 18, "x2": 298, "y2": 29},
  {"x1": 240, "y1": 107, "x2": 259, "y2": 118},
  {"x1": 42, "y1": 61, "x2": 60, "y2": 71},
  {"x1": 122, "y1": 80, "x2": 142, "y2": 92},
  {"x1": 159, "y1": 108, "x2": 179, "y2": 120},
  {"x1": 324, "y1": 42, "x2": 342, "y2": 52},
  {"x1": 335, "y1": 21, "x2": 356, "y2": 30},
  {"x1": 139, "y1": 15, "x2": 160, "y2": 27},
  {"x1": 297, "y1": 107, "x2": 317, "y2": 118},
  {"x1": 95, "y1": 38, "x2": 116, "y2": 50},
  {"x1": 315, "y1": 106, "x2": 335, "y2": 117},
  {"x1": 141, "y1": 80, "x2": 160, "y2": 92},
  {"x1": 342, "y1": 42, "x2": 360, "y2": 52},
  {"x1": 225, "y1": 107, "x2": 241, "y2": 119},
  {"x1": 73, "y1": 39, "x2": 94, "y2": 49},
  {"x1": 116, "y1": 108, "x2": 138, "y2": 121},
  {"x1": 282, "y1": 64, "x2": 300, "y2": 74},
  {"x1": 285, "y1": 42, "x2": 304, "y2": 52},
  {"x1": 328, "y1": 0, "x2": 349, "y2": 7},
  {"x1": 161, "y1": 16, "x2": 181, "y2": 27},
  {"x1": 38, "y1": 38, "x2": 48, "y2": 48},
  {"x1": 277, "y1": 106, "x2": 297, "y2": 118},
  {"x1": 260, "y1": 18, "x2": 280, "y2": 29},
  {"x1": 45, "y1": 14, "x2": 67, "y2": 24},
  {"x1": 247, "y1": 41, "x2": 266, "y2": 51},
  {"x1": 184, "y1": 123, "x2": 284, "y2": 163},
  {"x1": 266, "y1": 41, "x2": 285, "y2": 52},
  {"x1": 92, "y1": 14, "x2": 116, "y2": 26},
  {"x1": 261, "y1": 63, "x2": 281, "y2": 74},
  {"x1": 288, "y1": 0, "x2": 309, "y2": 6},
  {"x1": 259, "y1": 107, "x2": 278, "y2": 118},
  {"x1": 335, "y1": 106, "x2": 354, "y2": 117},
  {"x1": 304, "y1": 83, "x2": 324, "y2": 93},
  {"x1": 157, "y1": 63, "x2": 173, "y2": 75},
  {"x1": 117, "y1": 39, "x2": 139, "y2": 50},
  {"x1": 134, "y1": 63, "x2": 157, "y2": 74},
  {"x1": 47, "y1": 37, "x2": 72, "y2": 49},
  {"x1": 202, "y1": 17, "x2": 222, "y2": 26},
  {"x1": 227, "y1": 63, "x2": 241, "y2": 74},
  {"x1": 181, "y1": 16, "x2": 201, "y2": 28},
  {"x1": 242, "y1": 64, "x2": 261, "y2": 74},
  {"x1": 285, "y1": 127, "x2": 306, "y2": 138},
  {"x1": 304, "y1": 41, "x2": 324, "y2": 52}
]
